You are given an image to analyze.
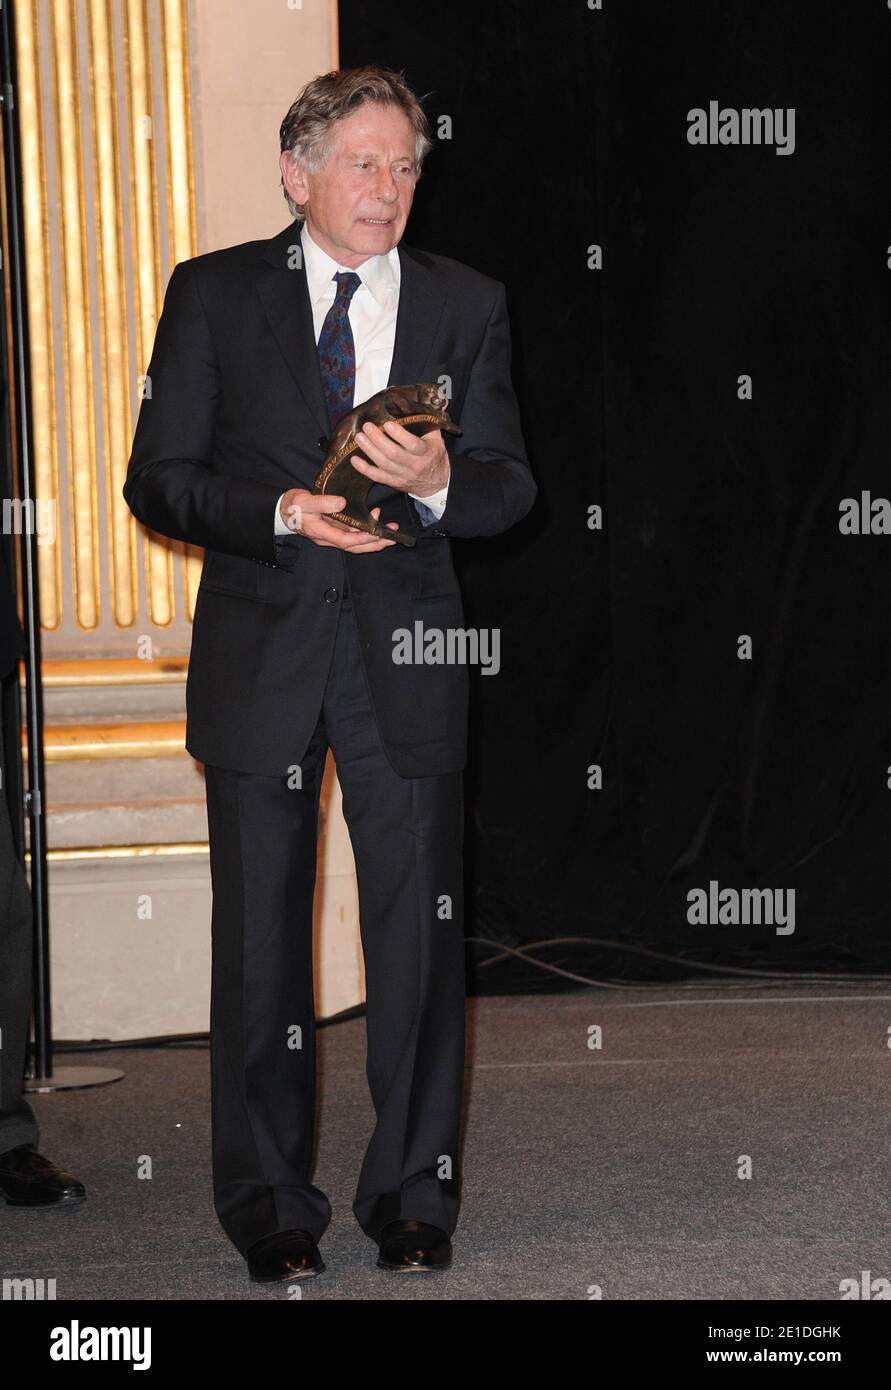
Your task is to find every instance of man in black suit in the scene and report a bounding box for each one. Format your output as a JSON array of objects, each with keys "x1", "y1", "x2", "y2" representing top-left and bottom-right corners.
[
  {"x1": 0, "y1": 535, "x2": 85, "y2": 1209},
  {"x1": 124, "y1": 65, "x2": 535, "y2": 1282}
]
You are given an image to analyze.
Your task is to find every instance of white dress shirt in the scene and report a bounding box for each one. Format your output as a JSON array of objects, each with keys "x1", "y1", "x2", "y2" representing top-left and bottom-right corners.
[{"x1": 274, "y1": 221, "x2": 449, "y2": 536}]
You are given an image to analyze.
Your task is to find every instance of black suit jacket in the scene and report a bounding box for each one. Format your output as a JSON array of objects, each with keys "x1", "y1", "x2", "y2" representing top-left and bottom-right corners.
[{"x1": 123, "y1": 218, "x2": 536, "y2": 777}]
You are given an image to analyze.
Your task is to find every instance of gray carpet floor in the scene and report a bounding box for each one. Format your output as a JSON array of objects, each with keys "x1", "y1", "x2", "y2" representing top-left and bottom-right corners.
[{"x1": 1, "y1": 983, "x2": 888, "y2": 1300}]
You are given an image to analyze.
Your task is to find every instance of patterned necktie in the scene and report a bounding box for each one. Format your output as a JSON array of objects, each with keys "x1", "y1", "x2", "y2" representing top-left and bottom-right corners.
[{"x1": 317, "y1": 270, "x2": 362, "y2": 428}]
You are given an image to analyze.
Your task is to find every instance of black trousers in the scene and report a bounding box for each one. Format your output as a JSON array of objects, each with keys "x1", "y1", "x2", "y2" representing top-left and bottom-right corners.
[
  {"x1": 203, "y1": 591, "x2": 466, "y2": 1253},
  {"x1": 0, "y1": 710, "x2": 38, "y2": 1152}
]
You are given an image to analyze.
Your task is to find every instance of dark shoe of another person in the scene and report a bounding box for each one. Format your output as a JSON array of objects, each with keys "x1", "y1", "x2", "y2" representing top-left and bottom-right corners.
[
  {"x1": 377, "y1": 1219, "x2": 452, "y2": 1272},
  {"x1": 246, "y1": 1229, "x2": 325, "y2": 1283},
  {"x1": 0, "y1": 1145, "x2": 86, "y2": 1208}
]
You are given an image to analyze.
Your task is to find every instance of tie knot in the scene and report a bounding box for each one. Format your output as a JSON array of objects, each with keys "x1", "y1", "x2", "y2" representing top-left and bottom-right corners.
[{"x1": 333, "y1": 270, "x2": 362, "y2": 302}]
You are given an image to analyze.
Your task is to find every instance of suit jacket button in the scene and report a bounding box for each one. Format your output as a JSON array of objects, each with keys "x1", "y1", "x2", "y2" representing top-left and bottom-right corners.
[
  {"x1": 323, "y1": 587, "x2": 339, "y2": 603},
  {"x1": 318, "y1": 436, "x2": 329, "y2": 451}
]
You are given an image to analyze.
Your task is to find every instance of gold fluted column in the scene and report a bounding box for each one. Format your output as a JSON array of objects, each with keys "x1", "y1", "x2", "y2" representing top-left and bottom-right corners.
[
  {"x1": 14, "y1": 1, "x2": 62, "y2": 631},
  {"x1": 88, "y1": 0, "x2": 135, "y2": 628},
  {"x1": 124, "y1": 0, "x2": 173, "y2": 628},
  {"x1": 160, "y1": 0, "x2": 202, "y2": 613},
  {"x1": 50, "y1": 1, "x2": 100, "y2": 632},
  {"x1": 13, "y1": 0, "x2": 200, "y2": 647},
  {"x1": 160, "y1": 0, "x2": 196, "y2": 269}
]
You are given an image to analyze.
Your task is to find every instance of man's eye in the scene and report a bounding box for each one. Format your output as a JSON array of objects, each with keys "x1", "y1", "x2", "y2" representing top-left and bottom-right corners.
[{"x1": 354, "y1": 162, "x2": 413, "y2": 174}]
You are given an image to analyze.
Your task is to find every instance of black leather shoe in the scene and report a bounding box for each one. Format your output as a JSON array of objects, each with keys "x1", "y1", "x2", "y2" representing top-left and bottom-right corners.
[
  {"x1": 0, "y1": 1145, "x2": 86, "y2": 1207},
  {"x1": 246, "y1": 1229, "x2": 325, "y2": 1283},
  {"x1": 377, "y1": 1219, "x2": 452, "y2": 1272}
]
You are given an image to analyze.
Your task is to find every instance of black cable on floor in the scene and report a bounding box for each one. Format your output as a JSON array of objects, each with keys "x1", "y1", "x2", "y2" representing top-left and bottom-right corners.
[{"x1": 35, "y1": 934, "x2": 891, "y2": 1054}]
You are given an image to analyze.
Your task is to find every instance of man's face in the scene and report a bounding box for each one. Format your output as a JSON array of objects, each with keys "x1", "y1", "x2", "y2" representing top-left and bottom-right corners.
[{"x1": 280, "y1": 103, "x2": 418, "y2": 268}]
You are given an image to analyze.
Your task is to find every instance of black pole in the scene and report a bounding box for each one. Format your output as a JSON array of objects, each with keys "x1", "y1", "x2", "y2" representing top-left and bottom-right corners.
[{"x1": 0, "y1": 0, "x2": 52, "y2": 1081}]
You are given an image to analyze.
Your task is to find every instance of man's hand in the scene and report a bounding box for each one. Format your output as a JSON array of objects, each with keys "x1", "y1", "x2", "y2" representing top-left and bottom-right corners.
[
  {"x1": 278, "y1": 488, "x2": 400, "y2": 551},
  {"x1": 348, "y1": 421, "x2": 450, "y2": 498}
]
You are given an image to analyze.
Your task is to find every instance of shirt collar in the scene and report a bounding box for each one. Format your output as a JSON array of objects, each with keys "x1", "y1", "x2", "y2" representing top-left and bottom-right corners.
[{"x1": 300, "y1": 220, "x2": 400, "y2": 311}]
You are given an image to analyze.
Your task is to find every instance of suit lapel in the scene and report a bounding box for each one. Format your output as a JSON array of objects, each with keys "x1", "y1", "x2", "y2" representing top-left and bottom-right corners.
[
  {"x1": 256, "y1": 220, "x2": 449, "y2": 440},
  {"x1": 388, "y1": 240, "x2": 448, "y2": 390},
  {"x1": 258, "y1": 222, "x2": 330, "y2": 438}
]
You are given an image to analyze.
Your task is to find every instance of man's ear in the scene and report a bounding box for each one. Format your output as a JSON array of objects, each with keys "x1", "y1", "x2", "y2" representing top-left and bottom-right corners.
[{"x1": 280, "y1": 150, "x2": 309, "y2": 208}]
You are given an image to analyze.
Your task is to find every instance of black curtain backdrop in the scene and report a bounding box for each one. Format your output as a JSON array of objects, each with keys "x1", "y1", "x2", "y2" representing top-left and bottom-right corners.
[{"x1": 338, "y1": 1, "x2": 891, "y2": 990}]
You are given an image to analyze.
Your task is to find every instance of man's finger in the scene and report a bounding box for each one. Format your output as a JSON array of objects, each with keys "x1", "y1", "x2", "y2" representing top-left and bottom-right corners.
[
  {"x1": 312, "y1": 518, "x2": 396, "y2": 550},
  {"x1": 355, "y1": 426, "x2": 405, "y2": 464},
  {"x1": 292, "y1": 493, "x2": 347, "y2": 513},
  {"x1": 379, "y1": 419, "x2": 434, "y2": 452},
  {"x1": 281, "y1": 494, "x2": 347, "y2": 533}
]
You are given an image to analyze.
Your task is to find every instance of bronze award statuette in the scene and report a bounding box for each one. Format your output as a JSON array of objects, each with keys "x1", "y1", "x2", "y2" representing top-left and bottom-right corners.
[{"x1": 313, "y1": 383, "x2": 463, "y2": 548}]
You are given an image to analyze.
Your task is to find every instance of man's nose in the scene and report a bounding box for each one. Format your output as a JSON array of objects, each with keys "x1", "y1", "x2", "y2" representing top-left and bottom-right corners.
[{"x1": 372, "y1": 170, "x2": 399, "y2": 200}]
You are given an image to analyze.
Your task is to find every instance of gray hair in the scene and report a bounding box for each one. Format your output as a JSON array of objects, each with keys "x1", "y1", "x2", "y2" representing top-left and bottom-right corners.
[{"x1": 279, "y1": 65, "x2": 433, "y2": 220}]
